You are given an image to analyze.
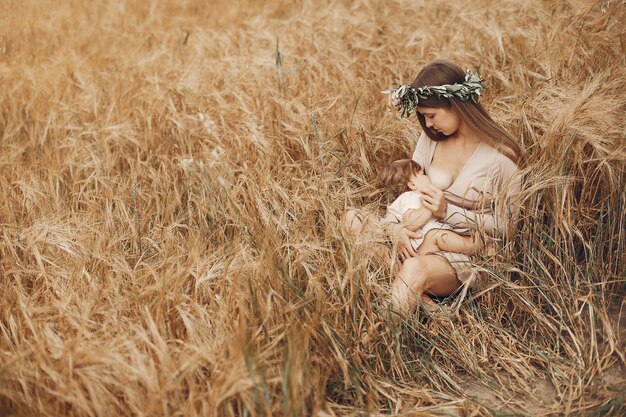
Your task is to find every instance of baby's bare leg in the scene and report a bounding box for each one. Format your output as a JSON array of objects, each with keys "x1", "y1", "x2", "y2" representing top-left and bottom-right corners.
[
  {"x1": 436, "y1": 230, "x2": 481, "y2": 254},
  {"x1": 343, "y1": 209, "x2": 365, "y2": 235},
  {"x1": 342, "y1": 209, "x2": 392, "y2": 263},
  {"x1": 342, "y1": 209, "x2": 387, "y2": 239},
  {"x1": 416, "y1": 229, "x2": 483, "y2": 256}
]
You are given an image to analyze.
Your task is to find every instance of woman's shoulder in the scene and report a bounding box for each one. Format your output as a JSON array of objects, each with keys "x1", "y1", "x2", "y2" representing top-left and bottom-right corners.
[
  {"x1": 494, "y1": 148, "x2": 520, "y2": 182},
  {"x1": 499, "y1": 149, "x2": 519, "y2": 174},
  {"x1": 482, "y1": 142, "x2": 519, "y2": 171},
  {"x1": 416, "y1": 130, "x2": 430, "y2": 146},
  {"x1": 412, "y1": 131, "x2": 432, "y2": 166}
]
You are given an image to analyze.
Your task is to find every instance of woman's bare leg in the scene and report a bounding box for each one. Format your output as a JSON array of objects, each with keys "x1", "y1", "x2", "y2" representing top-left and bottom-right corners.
[{"x1": 389, "y1": 254, "x2": 460, "y2": 316}]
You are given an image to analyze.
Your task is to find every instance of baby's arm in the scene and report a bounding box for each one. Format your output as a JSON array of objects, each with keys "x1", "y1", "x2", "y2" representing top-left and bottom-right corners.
[{"x1": 402, "y1": 207, "x2": 434, "y2": 231}]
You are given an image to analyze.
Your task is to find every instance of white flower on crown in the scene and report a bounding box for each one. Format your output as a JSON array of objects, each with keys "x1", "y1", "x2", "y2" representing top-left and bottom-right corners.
[{"x1": 391, "y1": 92, "x2": 401, "y2": 106}]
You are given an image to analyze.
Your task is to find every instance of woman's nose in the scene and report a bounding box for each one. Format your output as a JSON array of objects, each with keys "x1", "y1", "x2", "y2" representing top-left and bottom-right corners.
[{"x1": 425, "y1": 119, "x2": 433, "y2": 128}]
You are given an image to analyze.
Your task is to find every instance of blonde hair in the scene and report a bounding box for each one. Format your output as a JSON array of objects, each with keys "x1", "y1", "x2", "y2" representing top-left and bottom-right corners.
[{"x1": 378, "y1": 159, "x2": 423, "y2": 192}]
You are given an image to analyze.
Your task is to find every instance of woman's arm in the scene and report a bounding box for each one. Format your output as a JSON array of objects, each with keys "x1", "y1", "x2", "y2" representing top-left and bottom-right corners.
[
  {"x1": 385, "y1": 222, "x2": 422, "y2": 260},
  {"x1": 443, "y1": 205, "x2": 499, "y2": 236},
  {"x1": 444, "y1": 160, "x2": 522, "y2": 239}
]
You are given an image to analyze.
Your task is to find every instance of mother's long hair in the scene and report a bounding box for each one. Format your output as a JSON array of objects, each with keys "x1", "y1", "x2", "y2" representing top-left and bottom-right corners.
[{"x1": 411, "y1": 60, "x2": 524, "y2": 165}]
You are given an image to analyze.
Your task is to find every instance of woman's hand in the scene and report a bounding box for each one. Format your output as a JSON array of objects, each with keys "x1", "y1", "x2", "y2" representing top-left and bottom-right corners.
[
  {"x1": 420, "y1": 185, "x2": 447, "y2": 219},
  {"x1": 388, "y1": 223, "x2": 422, "y2": 261}
]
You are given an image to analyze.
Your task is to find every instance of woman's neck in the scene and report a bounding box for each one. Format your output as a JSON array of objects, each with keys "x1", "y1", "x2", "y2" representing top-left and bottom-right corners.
[{"x1": 450, "y1": 121, "x2": 481, "y2": 146}]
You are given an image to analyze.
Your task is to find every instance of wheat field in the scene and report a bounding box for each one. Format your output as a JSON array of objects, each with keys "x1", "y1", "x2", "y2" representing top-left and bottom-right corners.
[{"x1": 1, "y1": 0, "x2": 625, "y2": 416}]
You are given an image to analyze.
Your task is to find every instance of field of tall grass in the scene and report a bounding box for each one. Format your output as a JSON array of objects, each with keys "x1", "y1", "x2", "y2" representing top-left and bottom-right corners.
[{"x1": 1, "y1": 0, "x2": 624, "y2": 415}]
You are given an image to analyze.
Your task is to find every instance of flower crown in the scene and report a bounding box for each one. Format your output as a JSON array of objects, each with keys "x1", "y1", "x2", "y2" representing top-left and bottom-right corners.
[{"x1": 382, "y1": 70, "x2": 486, "y2": 118}]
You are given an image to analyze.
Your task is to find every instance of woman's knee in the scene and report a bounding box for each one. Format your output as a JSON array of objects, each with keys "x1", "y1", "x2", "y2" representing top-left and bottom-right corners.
[
  {"x1": 391, "y1": 254, "x2": 461, "y2": 310},
  {"x1": 396, "y1": 257, "x2": 428, "y2": 288},
  {"x1": 390, "y1": 257, "x2": 429, "y2": 311},
  {"x1": 400, "y1": 256, "x2": 427, "y2": 273},
  {"x1": 396, "y1": 255, "x2": 452, "y2": 292}
]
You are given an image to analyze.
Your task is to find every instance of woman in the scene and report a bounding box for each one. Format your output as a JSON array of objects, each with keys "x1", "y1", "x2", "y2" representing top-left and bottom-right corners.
[{"x1": 346, "y1": 59, "x2": 523, "y2": 315}]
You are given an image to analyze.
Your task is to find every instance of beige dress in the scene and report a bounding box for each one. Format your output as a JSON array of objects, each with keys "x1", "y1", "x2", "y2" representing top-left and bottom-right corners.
[{"x1": 411, "y1": 131, "x2": 522, "y2": 286}]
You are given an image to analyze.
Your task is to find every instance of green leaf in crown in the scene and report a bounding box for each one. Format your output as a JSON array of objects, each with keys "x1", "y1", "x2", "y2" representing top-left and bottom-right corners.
[{"x1": 382, "y1": 70, "x2": 486, "y2": 118}]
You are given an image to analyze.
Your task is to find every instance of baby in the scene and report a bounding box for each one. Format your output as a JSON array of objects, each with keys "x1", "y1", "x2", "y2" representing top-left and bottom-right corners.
[{"x1": 379, "y1": 159, "x2": 481, "y2": 255}]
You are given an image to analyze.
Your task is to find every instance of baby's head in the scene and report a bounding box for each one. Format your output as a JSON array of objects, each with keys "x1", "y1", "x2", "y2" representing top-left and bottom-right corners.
[{"x1": 379, "y1": 159, "x2": 431, "y2": 193}]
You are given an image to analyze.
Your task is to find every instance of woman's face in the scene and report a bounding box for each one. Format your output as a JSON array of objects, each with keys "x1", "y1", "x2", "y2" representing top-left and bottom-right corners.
[{"x1": 416, "y1": 105, "x2": 461, "y2": 136}]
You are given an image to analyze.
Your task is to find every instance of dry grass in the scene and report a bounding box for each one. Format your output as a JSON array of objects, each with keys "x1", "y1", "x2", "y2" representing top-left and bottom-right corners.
[{"x1": 1, "y1": 0, "x2": 625, "y2": 415}]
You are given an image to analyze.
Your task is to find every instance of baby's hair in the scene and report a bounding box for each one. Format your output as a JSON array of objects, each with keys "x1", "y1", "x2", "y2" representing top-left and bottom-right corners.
[{"x1": 378, "y1": 159, "x2": 423, "y2": 191}]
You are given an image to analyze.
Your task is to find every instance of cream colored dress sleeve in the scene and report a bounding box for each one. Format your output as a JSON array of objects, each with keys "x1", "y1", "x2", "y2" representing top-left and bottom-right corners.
[{"x1": 443, "y1": 147, "x2": 521, "y2": 239}]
